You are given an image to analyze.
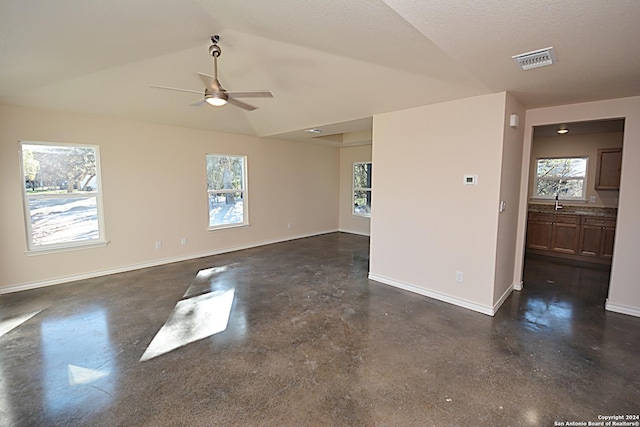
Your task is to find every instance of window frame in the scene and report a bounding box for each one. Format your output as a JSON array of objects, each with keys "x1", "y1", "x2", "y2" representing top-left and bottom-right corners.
[
  {"x1": 206, "y1": 154, "x2": 249, "y2": 230},
  {"x1": 353, "y1": 161, "x2": 372, "y2": 217},
  {"x1": 534, "y1": 156, "x2": 588, "y2": 200},
  {"x1": 19, "y1": 141, "x2": 107, "y2": 254}
]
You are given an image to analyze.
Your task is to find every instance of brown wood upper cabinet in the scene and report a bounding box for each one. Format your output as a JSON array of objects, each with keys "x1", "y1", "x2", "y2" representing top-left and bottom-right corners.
[{"x1": 595, "y1": 148, "x2": 622, "y2": 190}]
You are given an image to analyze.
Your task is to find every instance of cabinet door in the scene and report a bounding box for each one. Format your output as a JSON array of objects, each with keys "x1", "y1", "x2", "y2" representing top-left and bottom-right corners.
[
  {"x1": 601, "y1": 225, "x2": 616, "y2": 259},
  {"x1": 551, "y1": 215, "x2": 580, "y2": 254},
  {"x1": 595, "y1": 148, "x2": 622, "y2": 190},
  {"x1": 579, "y1": 216, "x2": 616, "y2": 259},
  {"x1": 526, "y1": 213, "x2": 553, "y2": 250},
  {"x1": 579, "y1": 224, "x2": 602, "y2": 257}
]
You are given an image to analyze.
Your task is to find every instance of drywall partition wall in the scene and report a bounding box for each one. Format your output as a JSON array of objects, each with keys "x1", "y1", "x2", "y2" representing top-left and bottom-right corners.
[
  {"x1": 369, "y1": 93, "x2": 507, "y2": 315},
  {"x1": 530, "y1": 131, "x2": 623, "y2": 208},
  {"x1": 492, "y1": 93, "x2": 526, "y2": 308},
  {"x1": 339, "y1": 145, "x2": 372, "y2": 236},
  {"x1": 0, "y1": 105, "x2": 339, "y2": 292},
  {"x1": 514, "y1": 96, "x2": 640, "y2": 318}
]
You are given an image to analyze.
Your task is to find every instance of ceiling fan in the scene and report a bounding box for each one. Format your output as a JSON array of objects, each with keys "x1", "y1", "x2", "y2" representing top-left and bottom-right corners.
[{"x1": 151, "y1": 35, "x2": 273, "y2": 111}]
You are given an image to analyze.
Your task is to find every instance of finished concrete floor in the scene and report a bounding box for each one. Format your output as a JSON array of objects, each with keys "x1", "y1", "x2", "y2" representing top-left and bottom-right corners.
[{"x1": 0, "y1": 233, "x2": 638, "y2": 426}]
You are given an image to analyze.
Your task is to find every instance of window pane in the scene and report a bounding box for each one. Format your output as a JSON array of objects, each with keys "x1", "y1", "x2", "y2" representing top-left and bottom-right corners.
[
  {"x1": 21, "y1": 142, "x2": 104, "y2": 251},
  {"x1": 206, "y1": 156, "x2": 244, "y2": 191},
  {"x1": 206, "y1": 154, "x2": 247, "y2": 228},
  {"x1": 535, "y1": 157, "x2": 587, "y2": 199},
  {"x1": 354, "y1": 163, "x2": 372, "y2": 189},
  {"x1": 537, "y1": 158, "x2": 586, "y2": 178},
  {"x1": 354, "y1": 190, "x2": 372, "y2": 215},
  {"x1": 209, "y1": 192, "x2": 244, "y2": 227},
  {"x1": 536, "y1": 179, "x2": 584, "y2": 198},
  {"x1": 29, "y1": 197, "x2": 99, "y2": 247},
  {"x1": 22, "y1": 144, "x2": 98, "y2": 193}
]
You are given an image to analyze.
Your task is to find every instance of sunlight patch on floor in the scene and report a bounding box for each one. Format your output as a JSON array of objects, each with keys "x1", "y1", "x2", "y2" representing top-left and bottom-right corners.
[{"x1": 140, "y1": 289, "x2": 235, "y2": 362}]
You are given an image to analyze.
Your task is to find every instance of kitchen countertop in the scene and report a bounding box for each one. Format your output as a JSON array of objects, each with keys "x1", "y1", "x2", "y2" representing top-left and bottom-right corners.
[{"x1": 528, "y1": 203, "x2": 617, "y2": 218}]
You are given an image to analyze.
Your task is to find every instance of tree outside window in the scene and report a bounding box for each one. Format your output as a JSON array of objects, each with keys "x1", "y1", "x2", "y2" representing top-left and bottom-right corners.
[
  {"x1": 206, "y1": 155, "x2": 247, "y2": 228},
  {"x1": 20, "y1": 142, "x2": 105, "y2": 251},
  {"x1": 535, "y1": 157, "x2": 587, "y2": 199},
  {"x1": 353, "y1": 162, "x2": 372, "y2": 216}
]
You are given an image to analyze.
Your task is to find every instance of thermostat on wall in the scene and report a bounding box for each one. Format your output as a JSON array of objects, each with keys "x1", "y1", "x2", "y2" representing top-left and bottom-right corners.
[{"x1": 464, "y1": 175, "x2": 478, "y2": 185}]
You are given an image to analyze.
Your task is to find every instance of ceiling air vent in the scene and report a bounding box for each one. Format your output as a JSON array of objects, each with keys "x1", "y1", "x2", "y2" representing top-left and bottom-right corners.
[{"x1": 512, "y1": 47, "x2": 556, "y2": 70}]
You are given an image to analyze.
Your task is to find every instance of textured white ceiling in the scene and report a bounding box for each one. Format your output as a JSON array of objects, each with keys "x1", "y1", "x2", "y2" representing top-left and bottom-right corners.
[{"x1": 1, "y1": 0, "x2": 639, "y2": 144}]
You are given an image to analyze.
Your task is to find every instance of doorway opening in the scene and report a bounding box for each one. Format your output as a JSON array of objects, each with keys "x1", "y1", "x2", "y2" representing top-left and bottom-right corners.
[{"x1": 523, "y1": 118, "x2": 624, "y2": 308}]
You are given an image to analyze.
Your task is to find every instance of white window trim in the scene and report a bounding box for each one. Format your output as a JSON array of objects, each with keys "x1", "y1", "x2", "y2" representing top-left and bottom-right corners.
[
  {"x1": 534, "y1": 156, "x2": 588, "y2": 201},
  {"x1": 19, "y1": 141, "x2": 107, "y2": 253},
  {"x1": 353, "y1": 161, "x2": 372, "y2": 218},
  {"x1": 206, "y1": 154, "x2": 249, "y2": 230}
]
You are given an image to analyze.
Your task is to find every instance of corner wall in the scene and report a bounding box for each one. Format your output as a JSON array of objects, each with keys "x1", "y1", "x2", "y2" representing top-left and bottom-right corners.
[
  {"x1": 492, "y1": 93, "x2": 526, "y2": 307},
  {"x1": 0, "y1": 105, "x2": 339, "y2": 292},
  {"x1": 369, "y1": 93, "x2": 507, "y2": 314}
]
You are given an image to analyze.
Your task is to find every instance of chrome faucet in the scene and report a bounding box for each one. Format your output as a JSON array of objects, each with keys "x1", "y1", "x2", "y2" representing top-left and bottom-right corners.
[{"x1": 554, "y1": 195, "x2": 563, "y2": 211}]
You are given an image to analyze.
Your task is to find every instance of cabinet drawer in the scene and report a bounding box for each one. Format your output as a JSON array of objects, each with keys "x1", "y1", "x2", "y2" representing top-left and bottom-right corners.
[
  {"x1": 554, "y1": 214, "x2": 580, "y2": 224},
  {"x1": 528, "y1": 212, "x2": 553, "y2": 222},
  {"x1": 583, "y1": 217, "x2": 616, "y2": 228}
]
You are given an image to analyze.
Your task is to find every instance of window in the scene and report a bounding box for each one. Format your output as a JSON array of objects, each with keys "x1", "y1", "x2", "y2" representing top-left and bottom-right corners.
[
  {"x1": 206, "y1": 155, "x2": 247, "y2": 229},
  {"x1": 535, "y1": 157, "x2": 587, "y2": 199},
  {"x1": 20, "y1": 141, "x2": 105, "y2": 252},
  {"x1": 353, "y1": 162, "x2": 372, "y2": 216}
]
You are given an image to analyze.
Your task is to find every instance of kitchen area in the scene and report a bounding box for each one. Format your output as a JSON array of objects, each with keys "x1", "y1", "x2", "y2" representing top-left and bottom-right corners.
[{"x1": 524, "y1": 119, "x2": 624, "y2": 303}]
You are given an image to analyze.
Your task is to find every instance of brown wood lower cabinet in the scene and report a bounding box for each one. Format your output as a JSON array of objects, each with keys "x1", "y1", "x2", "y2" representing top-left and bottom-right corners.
[
  {"x1": 526, "y1": 212, "x2": 615, "y2": 264},
  {"x1": 550, "y1": 214, "x2": 580, "y2": 254},
  {"x1": 578, "y1": 217, "x2": 616, "y2": 259},
  {"x1": 525, "y1": 213, "x2": 552, "y2": 251}
]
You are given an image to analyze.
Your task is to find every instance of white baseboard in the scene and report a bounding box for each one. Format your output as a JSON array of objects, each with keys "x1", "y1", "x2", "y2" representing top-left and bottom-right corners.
[
  {"x1": 338, "y1": 228, "x2": 370, "y2": 237},
  {"x1": 513, "y1": 281, "x2": 523, "y2": 291},
  {"x1": 493, "y1": 285, "x2": 514, "y2": 313},
  {"x1": 605, "y1": 301, "x2": 640, "y2": 318},
  {"x1": 368, "y1": 273, "x2": 497, "y2": 316},
  {"x1": 1, "y1": 229, "x2": 338, "y2": 295}
]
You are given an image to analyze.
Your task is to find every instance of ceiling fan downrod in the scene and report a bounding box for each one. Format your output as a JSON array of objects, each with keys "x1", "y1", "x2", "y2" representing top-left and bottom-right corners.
[{"x1": 208, "y1": 35, "x2": 222, "y2": 81}]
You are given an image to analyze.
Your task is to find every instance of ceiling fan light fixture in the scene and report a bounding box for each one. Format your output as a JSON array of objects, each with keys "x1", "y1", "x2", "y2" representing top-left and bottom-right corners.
[{"x1": 205, "y1": 93, "x2": 228, "y2": 106}]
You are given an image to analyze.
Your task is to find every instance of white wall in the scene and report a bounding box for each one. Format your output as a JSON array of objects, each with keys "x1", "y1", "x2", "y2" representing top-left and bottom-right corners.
[
  {"x1": 0, "y1": 105, "x2": 339, "y2": 292},
  {"x1": 369, "y1": 93, "x2": 508, "y2": 314},
  {"x1": 493, "y1": 93, "x2": 526, "y2": 305},
  {"x1": 339, "y1": 145, "x2": 372, "y2": 236},
  {"x1": 514, "y1": 96, "x2": 640, "y2": 317}
]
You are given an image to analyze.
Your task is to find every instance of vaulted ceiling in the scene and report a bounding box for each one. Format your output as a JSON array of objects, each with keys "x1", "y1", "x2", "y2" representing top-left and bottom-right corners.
[{"x1": 1, "y1": 0, "x2": 639, "y2": 145}]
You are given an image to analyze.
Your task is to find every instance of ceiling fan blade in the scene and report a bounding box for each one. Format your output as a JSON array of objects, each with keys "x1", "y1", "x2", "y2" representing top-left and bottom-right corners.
[
  {"x1": 150, "y1": 85, "x2": 203, "y2": 95},
  {"x1": 198, "y1": 73, "x2": 220, "y2": 90},
  {"x1": 227, "y1": 91, "x2": 273, "y2": 99},
  {"x1": 227, "y1": 98, "x2": 258, "y2": 111},
  {"x1": 189, "y1": 98, "x2": 207, "y2": 107}
]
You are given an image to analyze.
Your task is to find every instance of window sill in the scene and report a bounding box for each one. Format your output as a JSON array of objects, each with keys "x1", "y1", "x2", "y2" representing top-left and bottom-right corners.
[
  {"x1": 208, "y1": 223, "x2": 250, "y2": 232},
  {"x1": 530, "y1": 197, "x2": 586, "y2": 204},
  {"x1": 26, "y1": 240, "x2": 109, "y2": 256}
]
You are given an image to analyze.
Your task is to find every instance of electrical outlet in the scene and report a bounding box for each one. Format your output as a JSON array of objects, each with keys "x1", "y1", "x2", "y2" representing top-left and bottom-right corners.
[
  {"x1": 155, "y1": 241, "x2": 162, "y2": 250},
  {"x1": 287, "y1": 223, "x2": 292, "y2": 229},
  {"x1": 181, "y1": 237, "x2": 187, "y2": 246},
  {"x1": 455, "y1": 271, "x2": 464, "y2": 283}
]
